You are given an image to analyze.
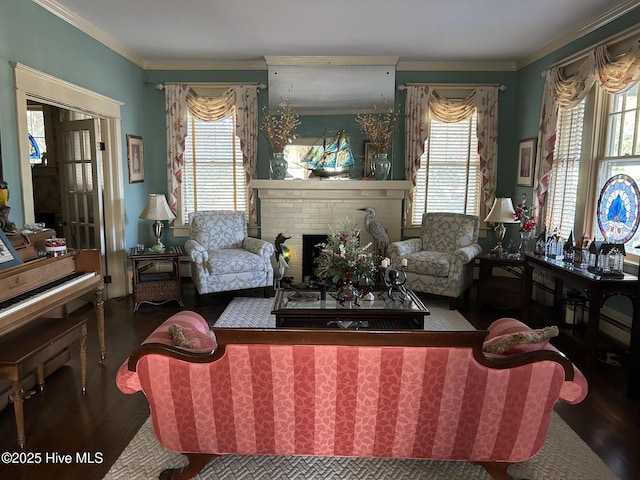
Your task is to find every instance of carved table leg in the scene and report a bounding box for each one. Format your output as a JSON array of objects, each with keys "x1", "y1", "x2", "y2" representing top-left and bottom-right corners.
[
  {"x1": 95, "y1": 286, "x2": 105, "y2": 362},
  {"x1": 10, "y1": 382, "x2": 26, "y2": 449},
  {"x1": 80, "y1": 322, "x2": 88, "y2": 394}
]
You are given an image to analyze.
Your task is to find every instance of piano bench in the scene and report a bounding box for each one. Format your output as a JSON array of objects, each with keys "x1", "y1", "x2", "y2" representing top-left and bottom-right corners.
[{"x1": 0, "y1": 316, "x2": 87, "y2": 449}]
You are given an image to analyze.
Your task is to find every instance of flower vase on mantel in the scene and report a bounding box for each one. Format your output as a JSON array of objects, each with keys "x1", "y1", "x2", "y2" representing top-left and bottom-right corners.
[
  {"x1": 270, "y1": 152, "x2": 288, "y2": 180},
  {"x1": 373, "y1": 154, "x2": 391, "y2": 180}
]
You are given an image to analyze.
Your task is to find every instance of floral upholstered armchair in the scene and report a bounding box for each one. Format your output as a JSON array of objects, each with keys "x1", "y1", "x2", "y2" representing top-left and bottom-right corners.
[
  {"x1": 388, "y1": 212, "x2": 482, "y2": 309},
  {"x1": 185, "y1": 210, "x2": 274, "y2": 296}
]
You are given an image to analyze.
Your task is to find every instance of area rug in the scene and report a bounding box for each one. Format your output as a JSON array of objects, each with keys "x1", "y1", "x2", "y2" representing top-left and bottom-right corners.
[
  {"x1": 104, "y1": 410, "x2": 617, "y2": 480},
  {"x1": 214, "y1": 296, "x2": 475, "y2": 331}
]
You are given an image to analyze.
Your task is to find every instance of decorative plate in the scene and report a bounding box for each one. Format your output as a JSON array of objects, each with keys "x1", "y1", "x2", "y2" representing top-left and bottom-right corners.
[{"x1": 596, "y1": 174, "x2": 640, "y2": 243}]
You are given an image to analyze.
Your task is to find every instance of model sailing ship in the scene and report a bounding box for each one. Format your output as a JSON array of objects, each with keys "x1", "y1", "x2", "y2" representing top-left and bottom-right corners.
[{"x1": 301, "y1": 130, "x2": 355, "y2": 177}]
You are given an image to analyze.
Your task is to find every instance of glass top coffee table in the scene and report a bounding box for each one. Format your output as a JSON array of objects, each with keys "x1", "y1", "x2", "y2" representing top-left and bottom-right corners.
[{"x1": 271, "y1": 288, "x2": 429, "y2": 329}]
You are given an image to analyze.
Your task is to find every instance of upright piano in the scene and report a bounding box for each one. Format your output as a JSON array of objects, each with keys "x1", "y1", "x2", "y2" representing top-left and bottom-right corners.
[{"x1": 0, "y1": 249, "x2": 105, "y2": 360}]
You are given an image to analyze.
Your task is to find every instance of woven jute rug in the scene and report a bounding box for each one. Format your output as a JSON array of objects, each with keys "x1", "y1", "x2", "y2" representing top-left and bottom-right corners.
[
  {"x1": 104, "y1": 411, "x2": 617, "y2": 480},
  {"x1": 214, "y1": 296, "x2": 476, "y2": 331},
  {"x1": 105, "y1": 296, "x2": 618, "y2": 479}
]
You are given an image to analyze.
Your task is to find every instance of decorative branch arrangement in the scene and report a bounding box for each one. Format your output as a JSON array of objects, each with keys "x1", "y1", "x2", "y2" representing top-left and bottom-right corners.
[
  {"x1": 356, "y1": 106, "x2": 401, "y2": 155},
  {"x1": 261, "y1": 100, "x2": 300, "y2": 153}
]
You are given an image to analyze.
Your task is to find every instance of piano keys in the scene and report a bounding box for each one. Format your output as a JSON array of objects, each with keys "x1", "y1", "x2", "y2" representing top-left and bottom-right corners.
[{"x1": 0, "y1": 249, "x2": 105, "y2": 360}]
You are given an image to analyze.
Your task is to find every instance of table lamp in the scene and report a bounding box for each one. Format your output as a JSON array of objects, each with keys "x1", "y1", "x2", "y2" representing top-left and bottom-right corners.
[
  {"x1": 139, "y1": 194, "x2": 175, "y2": 249},
  {"x1": 484, "y1": 197, "x2": 517, "y2": 254}
]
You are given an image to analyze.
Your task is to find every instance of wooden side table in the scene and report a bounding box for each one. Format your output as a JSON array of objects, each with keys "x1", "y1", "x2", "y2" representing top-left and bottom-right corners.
[
  {"x1": 129, "y1": 248, "x2": 184, "y2": 311},
  {"x1": 476, "y1": 253, "x2": 525, "y2": 310}
]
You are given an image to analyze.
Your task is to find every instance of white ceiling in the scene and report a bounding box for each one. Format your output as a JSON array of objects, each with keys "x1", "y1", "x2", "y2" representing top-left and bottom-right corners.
[{"x1": 36, "y1": 0, "x2": 640, "y2": 69}]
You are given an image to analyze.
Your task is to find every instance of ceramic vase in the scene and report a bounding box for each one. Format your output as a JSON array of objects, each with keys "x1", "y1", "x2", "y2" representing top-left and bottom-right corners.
[
  {"x1": 270, "y1": 152, "x2": 288, "y2": 180},
  {"x1": 373, "y1": 154, "x2": 391, "y2": 180}
]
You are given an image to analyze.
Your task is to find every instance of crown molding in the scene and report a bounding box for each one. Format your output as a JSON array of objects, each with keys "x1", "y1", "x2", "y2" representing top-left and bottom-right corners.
[
  {"x1": 397, "y1": 61, "x2": 516, "y2": 72},
  {"x1": 264, "y1": 56, "x2": 399, "y2": 66},
  {"x1": 143, "y1": 59, "x2": 268, "y2": 71},
  {"x1": 33, "y1": 0, "x2": 640, "y2": 73},
  {"x1": 33, "y1": 0, "x2": 145, "y2": 67},
  {"x1": 516, "y1": 0, "x2": 640, "y2": 69}
]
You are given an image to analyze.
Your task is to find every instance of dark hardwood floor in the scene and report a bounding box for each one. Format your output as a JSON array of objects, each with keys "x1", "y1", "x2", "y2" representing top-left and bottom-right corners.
[{"x1": 0, "y1": 280, "x2": 638, "y2": 480}]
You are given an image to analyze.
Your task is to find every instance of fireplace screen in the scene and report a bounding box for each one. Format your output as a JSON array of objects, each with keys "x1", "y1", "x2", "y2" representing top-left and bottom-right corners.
[{"x1": 302, "y1": 234, "x2": 328, "y2": 281}]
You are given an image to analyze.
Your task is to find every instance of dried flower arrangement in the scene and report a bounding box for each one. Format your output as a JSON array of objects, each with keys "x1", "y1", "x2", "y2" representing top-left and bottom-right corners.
[
  {"x1": 355, "y1": 106, "x2": 401, "y2": 155},
  {"x1": 315, "y1": 219, "x2": 377, "y2": 285},
  {"x1": 261, "y1": 100, "x2": 300, "y2": 153}
]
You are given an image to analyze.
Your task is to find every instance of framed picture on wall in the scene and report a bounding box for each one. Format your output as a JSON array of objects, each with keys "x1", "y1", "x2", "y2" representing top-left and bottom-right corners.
[
  {"x1": 517, "y1": 138, "x2": 536, "y2": 187},
  {"x1": 363, "y1": 140, "x2": 375, "y2": 178},
  {"x1": 127, "y1": 134, "x2": 144, "y2": 184}
]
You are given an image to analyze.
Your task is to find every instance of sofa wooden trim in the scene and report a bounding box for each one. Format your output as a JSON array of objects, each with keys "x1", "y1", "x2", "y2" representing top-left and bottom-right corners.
[{"x1": 128, "y1": 327, "x2": 575, "y2": 381}]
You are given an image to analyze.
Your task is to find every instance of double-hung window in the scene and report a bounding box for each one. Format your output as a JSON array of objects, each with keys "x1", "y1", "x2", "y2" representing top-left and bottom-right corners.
[
  {"x1": 596, "y1": 84, "x2": 640, "y2": 257},
  {"x1": 544, "y1": 85, "x2": 640, "y2": 261},
  {"x1": 545, "y1": 98, "x2": 586, "y2": 239},
  {"x1": 412, "y1": 111, "x2": 481, "y2": 225},
  {"x1": 181, "y1": 108, "x2": 247, "y2": 225}
]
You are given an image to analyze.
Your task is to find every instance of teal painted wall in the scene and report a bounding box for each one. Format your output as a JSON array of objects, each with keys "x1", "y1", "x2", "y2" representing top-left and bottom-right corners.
[
  {"x1": 1, "y1": 0, "x2": 639, "y2": 252},
  {"x1": 0, "y1": 0, "x2": 148, "y2": 248}
]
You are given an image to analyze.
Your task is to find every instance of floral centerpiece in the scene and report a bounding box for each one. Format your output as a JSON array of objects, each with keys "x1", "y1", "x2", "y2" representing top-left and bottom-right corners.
[
  {"x1": 315, "y1": 219, "x2": 377, "y2": 286},
  {"x1": 261, "y1": 100, "x2": 300, "y2": 153},
  {"x1": 514, "y1": 193, "x2": 536, "y2": 233},
  {"x1": 355, "y1": 106, "x2": 400, "y2": 155}
]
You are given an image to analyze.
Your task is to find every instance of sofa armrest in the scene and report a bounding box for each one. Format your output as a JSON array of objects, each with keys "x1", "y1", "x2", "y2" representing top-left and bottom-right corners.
[
  {"x1": 388, "y1": 238, "x2": 422, "y2": 259},
  {"x1": 485, "y1": 317, "x2": 588, "y2": 404},
  {"x1": 116, "y1": 311, "x2": 217, "y2": 395},
  {"x1": 185, "y1": 238, "x2": 208, "y2": 265},
  {"x1": 243, "y1": 236, "x2": 275, "y2": 258}
]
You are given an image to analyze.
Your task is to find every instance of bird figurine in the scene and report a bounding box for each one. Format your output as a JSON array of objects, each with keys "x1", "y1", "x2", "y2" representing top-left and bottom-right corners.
[
  {"x1": 359, "y1": 207, "x2": 389, "y2": 257},
  {"x1": 274, "y1": 232, "x2": 291, "y2": 261},
  {"x1": 0, "y1": 181, "x2": 9, "y2": 207}
]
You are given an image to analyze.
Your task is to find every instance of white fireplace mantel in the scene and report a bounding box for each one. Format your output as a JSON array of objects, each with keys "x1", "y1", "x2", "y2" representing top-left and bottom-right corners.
[{"x1": 250, "y1": 179, "x2": 411, "y2": 283}]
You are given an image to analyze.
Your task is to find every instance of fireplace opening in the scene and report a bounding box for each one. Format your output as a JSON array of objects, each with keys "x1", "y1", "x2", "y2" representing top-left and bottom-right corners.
[{"x1": 302, "y1": 234, "x2": 329, "y2": 282}]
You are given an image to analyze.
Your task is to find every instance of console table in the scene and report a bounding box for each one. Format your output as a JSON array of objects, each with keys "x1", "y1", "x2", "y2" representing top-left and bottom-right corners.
[{"x1": 522, "y1": 252, "x2": 640, "y2": 400}]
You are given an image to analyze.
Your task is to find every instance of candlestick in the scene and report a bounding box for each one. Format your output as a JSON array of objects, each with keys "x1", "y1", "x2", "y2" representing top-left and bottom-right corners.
[{"x1": 378, "y1": 265, "x2": 409, "y2": 301}]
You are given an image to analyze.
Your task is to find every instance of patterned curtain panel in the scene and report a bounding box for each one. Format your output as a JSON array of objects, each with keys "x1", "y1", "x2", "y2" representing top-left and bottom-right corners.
[
  {"x1": 165, "y1": 85, "x2": 259, "y2": 227},
  {"x1": 534, "y1": 39, "x2": 640, "y2": 218},
  {"x1": 403, "y1": 85, "x2": 499, "y2": 225},
  {"x1": 403, "y1": 85, "x2": 430, "y2": 226},
  {"x1": 165, "y1": 84, "x2": 189, "y2": 215},
  {"x1": 233, "y1": 85, "x2": 259, "y2": 228}
]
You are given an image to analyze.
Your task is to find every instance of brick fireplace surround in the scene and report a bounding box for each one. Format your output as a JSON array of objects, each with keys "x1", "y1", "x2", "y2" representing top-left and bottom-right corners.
[{"x1": 250, "y1": 179, "x2": 412, "y2": 283}]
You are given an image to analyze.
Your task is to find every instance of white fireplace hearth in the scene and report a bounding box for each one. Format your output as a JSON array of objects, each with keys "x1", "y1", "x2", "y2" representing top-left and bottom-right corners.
[{"x1": 250, "y1": 179, "x2": 411, "y2": 283}]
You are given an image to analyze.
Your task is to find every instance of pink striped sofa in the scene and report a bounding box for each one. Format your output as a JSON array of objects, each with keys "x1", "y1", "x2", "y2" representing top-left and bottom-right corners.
[{"x1": 116, "y1": 312, "x2": 587, "y2": 480}]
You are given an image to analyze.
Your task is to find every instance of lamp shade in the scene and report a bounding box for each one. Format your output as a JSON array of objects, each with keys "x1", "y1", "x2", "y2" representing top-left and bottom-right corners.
[
  {"x1": 484, "y1": 197, "x2": 518, "y2": 224},
  {"x1": 139, "y1": 194, "x2": 175, "y2": 221}
]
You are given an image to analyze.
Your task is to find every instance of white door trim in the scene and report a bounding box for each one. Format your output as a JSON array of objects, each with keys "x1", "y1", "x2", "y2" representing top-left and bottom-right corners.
[{"x1": 13, "y1": 63, "x2": 128, "y2": 299}]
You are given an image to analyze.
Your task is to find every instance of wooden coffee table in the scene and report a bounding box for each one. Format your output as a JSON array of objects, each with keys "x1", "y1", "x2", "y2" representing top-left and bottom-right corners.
[{"x1": 271, "y1": 289, "x2": 429, "y2": 329}]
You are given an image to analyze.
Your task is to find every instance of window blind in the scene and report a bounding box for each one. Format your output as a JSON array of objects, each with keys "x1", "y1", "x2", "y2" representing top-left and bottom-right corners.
[
  {"x1": 182, "y1": 111, "x2": 247, "y2": 223},
  {"x1": 546, "y1": 99, "x2": 585, "y2": 238},
  {"x1": 412, "y1": 114, "x2": 481, "y2": 225}
]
